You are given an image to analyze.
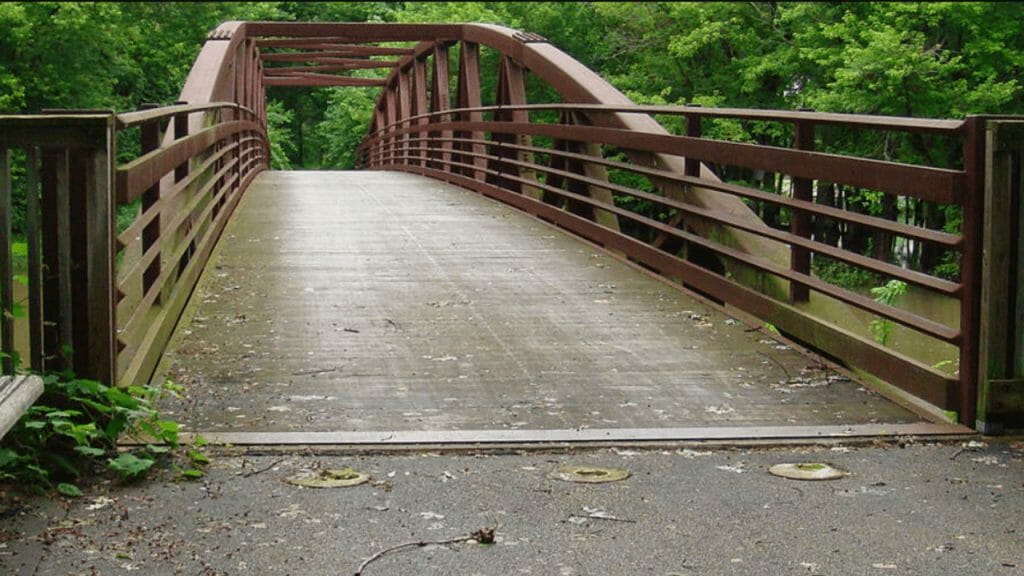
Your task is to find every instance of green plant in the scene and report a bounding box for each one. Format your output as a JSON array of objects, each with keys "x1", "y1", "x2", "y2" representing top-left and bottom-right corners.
[
  {"x1": 869, "y1": 279, "x2": 907, "y2": 346},
  {"x1": 0, "y1": 373, "x2": 208, "y2": 494},
  {"x1": 813, "y1": 257, "x2": 881, "y2": 290}
]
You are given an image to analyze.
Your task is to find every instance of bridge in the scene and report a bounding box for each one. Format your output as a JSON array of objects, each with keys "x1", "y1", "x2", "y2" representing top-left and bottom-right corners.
[{"x1": 1, "y1": 21, "x2": 1021, "y2": 442}]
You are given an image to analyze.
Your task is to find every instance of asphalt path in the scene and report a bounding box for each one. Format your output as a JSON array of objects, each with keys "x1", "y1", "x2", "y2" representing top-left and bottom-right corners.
[{"x1": 2, "y1": 439, "x2": 1021, "y2": 576}]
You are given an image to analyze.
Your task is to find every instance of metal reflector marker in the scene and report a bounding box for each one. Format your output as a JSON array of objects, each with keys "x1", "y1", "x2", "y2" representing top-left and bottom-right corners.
[
  {"x1": 768, "y1": 462, "x2": 848, "y2": 481},
  {"x1": 550, "y1": 465, "x2": 630, "y2": 483}
]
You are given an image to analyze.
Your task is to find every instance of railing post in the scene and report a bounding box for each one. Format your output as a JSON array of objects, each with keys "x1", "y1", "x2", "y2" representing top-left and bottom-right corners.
[
  {"x1": 412, "y1": 56, "x2": 429, "y2": 168},
  {"x1": 0, "y1": 147, "x2": 12, "y2": 374},
  {"x1": 139, "y1": 103, "x2": 162, "y2": 305},
  {"x1": 83, "y1": 116, "x2": 117, "y2": 385},
  {"x1": 976, "y1": 119, "x2": 1024, "y2": 433},
  {"x1": 790, "y1": 117, "x2": 814, "y2": 303},
  {"x1": 960, "y1": 115, "x2": 986, "y2": 428},
  {"x1": 39, "y1": 148, "x2": 72, "y2": 372},
  {"x1": 397, "y1": 69, "x2": 412, "y2": 166},
  {"x1": 430, "y1": 44, "x2": 452, "y2": 172},
  {"x1": 456, "y1": 41, "x2": 485, "y2": 180},
  {"x1": 385, "y1": 86, "x2": 398, "y2": 166},
  {"x1": 174, "y1": 101, "x2": 189, "y2": 181},
  {"x1": 684, "y1": 109, "x2": 702, "y2": 179},
  {"x1": 23, "y1": 147, "x2": 43, "y2": 371},
  {"x1": 173, "y1": 101, "x2": 196, "y2": 276}
]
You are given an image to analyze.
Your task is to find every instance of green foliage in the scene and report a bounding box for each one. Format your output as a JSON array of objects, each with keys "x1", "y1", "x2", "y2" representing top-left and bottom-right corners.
[
  {"x1": 869, "y1": 279, "x2": 907, "y2": 346},
  {"x1": 266, "y1": 99, "x2": 297, "y2": 170},
  {"x1": 0, "y1": 374, "x2": 210, "y2": 494},
  {"x1": 316, "y1": 88, "x2": 377, "y2": 169},
  {"x1": 813, "y1": 257, "x2": 881, "y2": 290}
]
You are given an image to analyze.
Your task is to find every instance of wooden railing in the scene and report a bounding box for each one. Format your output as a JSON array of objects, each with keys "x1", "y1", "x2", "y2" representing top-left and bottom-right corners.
[
  {"x1": 0, "y1": 104, "x2": 268, "y2": 389},
  {"x1": 359, "y1": 99, "x2": 997, "y2": 426}
]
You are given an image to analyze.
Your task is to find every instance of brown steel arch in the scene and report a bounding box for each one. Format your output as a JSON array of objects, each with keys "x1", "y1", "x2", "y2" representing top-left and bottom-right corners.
[{"x1": 3, "y1": 20, "x2": 1015, "y2": 430}]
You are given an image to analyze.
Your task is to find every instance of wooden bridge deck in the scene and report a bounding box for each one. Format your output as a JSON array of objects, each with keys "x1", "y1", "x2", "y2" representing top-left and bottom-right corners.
[{"x1": 154, "y1": 171, "x2": 941, "y2": 445}]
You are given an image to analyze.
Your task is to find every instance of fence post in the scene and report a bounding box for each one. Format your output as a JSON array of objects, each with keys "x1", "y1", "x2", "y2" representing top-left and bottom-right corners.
[
  {"x1": 139, "y1": 103, "x2": 162, "y2": 306},
  {"x1": 977, "y1": 119, "x2": 1024, "y2": 433},
  {"x1": 959, "y1": 116, "x2": 986, "y2": 428},
  {"x1": 174, "y1": 101, "x2": 189, "y2": 181},
  {"x1": 24, "y1": 147, "x2": 43, "y2": 371},
  {"x1": 790, "y1": 117, "x2": 815, "y2": 303},
  {"x1": 86, "y1": 115, "x2": 117, "y2": 385},
  {"x1": 0, "y1": 147, "x2": 12, "y2": 375},
  {"x1": 173, "y1": 101, "x2": 195, "y2": 276}
]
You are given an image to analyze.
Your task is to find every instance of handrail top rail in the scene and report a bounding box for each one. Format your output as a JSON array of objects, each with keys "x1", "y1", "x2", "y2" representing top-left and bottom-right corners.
[
  {"x1": 0, "y1": 113, "x2": 114, "y2": 125},
  {"x1": 117, "y1": 102, "x2": 257, "y2": 129},
  {"x1": 371, "y1": 103, "x2": 967, "y2": 136},
  {"x1": 0, "y1": 103, "x2": 257, "y2": 131}
]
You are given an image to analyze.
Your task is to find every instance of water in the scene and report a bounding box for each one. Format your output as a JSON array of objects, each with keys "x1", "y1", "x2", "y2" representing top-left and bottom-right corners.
[{"x1": 800, "y1": 283, "x2": 960, "y2": 375}]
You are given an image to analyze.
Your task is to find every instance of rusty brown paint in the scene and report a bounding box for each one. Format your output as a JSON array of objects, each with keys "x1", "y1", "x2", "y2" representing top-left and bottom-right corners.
[
  {"x1": 117, "y1": 120, "x2": 264, "y2": 203},
  {"x1": 959, "y1": 117, "x2": 986, "y2": 426},
  {"x1": 790, "y1": 120, "x2": 814, "y2": 303},
  {"x1": 378, "y1": 119, "x2": 964, "y2": 204}
]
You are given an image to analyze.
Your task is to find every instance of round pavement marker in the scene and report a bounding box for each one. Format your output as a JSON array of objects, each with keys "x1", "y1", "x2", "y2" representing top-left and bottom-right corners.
[
  {"x1": 550, "y1": 465, "x2": 630, "y2": 483},
  {"x1": 768, "y1": 462, "x2": 848, "y2": 481},
  {"x1": 285, "y1": 467, "x2": 370, "y2": 488}
]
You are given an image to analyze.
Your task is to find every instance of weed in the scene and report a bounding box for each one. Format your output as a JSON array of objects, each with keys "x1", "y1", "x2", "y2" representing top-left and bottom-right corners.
[
  {"x1": 0, "y1": 373, "x2": 208, "y2": 494},
  {"x1": 869, "y1": 280, "x2": 907, "y2": 346}
]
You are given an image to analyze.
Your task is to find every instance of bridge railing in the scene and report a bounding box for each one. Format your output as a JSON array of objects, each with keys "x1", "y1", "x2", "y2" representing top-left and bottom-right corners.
[
  {"x1": 360, "y1": 102, "x2": 991, "y2": 424},
  {"x1": 0, "y1": 103, "x2": 268, "y2": 390},
  {"x1": 114, "y1": 102, "x2": 269, "y2": 387}
]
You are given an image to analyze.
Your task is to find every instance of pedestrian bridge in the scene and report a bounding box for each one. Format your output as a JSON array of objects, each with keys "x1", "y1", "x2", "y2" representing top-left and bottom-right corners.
[{"x1": 1, "y1": 22, "x2": 1021, "y2": 440}]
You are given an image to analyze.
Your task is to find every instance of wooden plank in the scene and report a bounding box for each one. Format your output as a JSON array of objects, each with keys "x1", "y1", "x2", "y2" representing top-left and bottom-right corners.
[
  {"x1": 790, "y1": 121, "x2": 814, "y2": 302},
  {"x1": 0, "y1": 148, "x2": 12, "y2": 374},
  {"x1": 1017, "y1": 146, "x2": 1024, "y2": 377},
  {"x1": 24, "y1": 148, "x2": 43, "y2": 370},
  {"x1": 55, "y1": 150, "x2": 73, "y2": 361},
  {"x1": 958, "y1": 117, "x2": 986, "y2": 427},
  {"x1": 84, "y1": 124, "x2": 116, "y2": 385},
  {"x1": 0, "y1": 375, "x2": 44, "y2": 439}
]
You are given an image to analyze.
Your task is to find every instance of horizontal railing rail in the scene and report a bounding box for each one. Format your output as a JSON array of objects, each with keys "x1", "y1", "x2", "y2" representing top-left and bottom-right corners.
[{"x1": 112, "y1": 103, "x2": 269, "y2": 387}]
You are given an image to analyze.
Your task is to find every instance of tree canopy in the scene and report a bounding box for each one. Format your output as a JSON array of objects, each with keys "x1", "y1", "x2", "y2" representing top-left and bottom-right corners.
[{"x1": 2, "y1": 2, "x2": 1020, "y2": 168}]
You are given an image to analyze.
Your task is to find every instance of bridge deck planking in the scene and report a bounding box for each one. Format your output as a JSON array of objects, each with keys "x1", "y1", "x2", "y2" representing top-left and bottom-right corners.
[{"x1": 155, "y1": 171, "x2": 924, "y2": 439}]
